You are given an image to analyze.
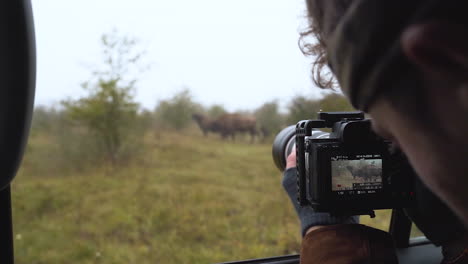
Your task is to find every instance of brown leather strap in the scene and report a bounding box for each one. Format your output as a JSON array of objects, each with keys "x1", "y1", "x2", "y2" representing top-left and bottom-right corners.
[{"x1": 300, "y1": 224, "x2": 398, "y2": 264}]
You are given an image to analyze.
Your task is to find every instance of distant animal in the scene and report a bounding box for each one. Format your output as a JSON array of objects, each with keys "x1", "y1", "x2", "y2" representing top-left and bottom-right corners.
[
  {"x1": 192, "y1": 113, "x2": 259, "y2": 142},
  {"x1": 213, "y1": 113, "x2": 258, "y2": 142},
  {"x1": 346, "y1": 165, "x2": 381, "y2": 182},
  {"x1": 192, "y1": 113, "x2": 218, "y2": 136}
]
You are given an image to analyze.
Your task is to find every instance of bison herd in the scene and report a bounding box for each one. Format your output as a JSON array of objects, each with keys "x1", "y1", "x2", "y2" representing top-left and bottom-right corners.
[
  {"x1": 192, "y1": 113, "x2": 260, "y2": 142},
  {"x1": 346, "y1": 165, "x2": 381, "y2": 182}
]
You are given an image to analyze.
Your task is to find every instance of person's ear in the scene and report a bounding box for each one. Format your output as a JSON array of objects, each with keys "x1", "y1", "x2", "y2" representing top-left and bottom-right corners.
[{"x1": 401, "y1": 21, "x2": 468, "y2": 81}]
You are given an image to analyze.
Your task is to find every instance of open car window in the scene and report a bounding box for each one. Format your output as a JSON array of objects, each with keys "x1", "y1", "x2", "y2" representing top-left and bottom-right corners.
[{"x1": 13, "y1": 1, "x2": 399, "y2": 263}]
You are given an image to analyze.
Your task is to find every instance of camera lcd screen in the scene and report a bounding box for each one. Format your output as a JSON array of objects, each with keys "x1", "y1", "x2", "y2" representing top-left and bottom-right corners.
[{"x1": 331, "y1": 156, "x2": 383, "y2": 192}]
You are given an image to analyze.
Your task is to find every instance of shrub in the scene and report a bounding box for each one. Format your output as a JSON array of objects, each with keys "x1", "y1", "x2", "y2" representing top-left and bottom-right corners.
[{"x1": 154, "y1": 89, "x2": 203, "y2": 130}]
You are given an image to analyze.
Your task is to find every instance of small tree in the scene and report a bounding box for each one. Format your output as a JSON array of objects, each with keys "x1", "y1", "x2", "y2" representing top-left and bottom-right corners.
[
  {"x1": 62, "y1": 31, "x2": 145, "y2": 165},
  {"x1": 154, "y1": 89, "x2": 202, "y2": 130}
]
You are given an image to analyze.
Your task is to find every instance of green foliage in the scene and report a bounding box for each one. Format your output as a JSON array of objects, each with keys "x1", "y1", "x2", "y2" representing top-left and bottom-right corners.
[
  {"x1": 254, "y1": 101, "x2": 285, "y2": 138},
  {"x1": 319, "y1": 93, "x2": 356, "y2": 112},
  {"x1": 22, "y1": 106, "x2": 97, "y2": 174},
  {"x1": 62, "y1": 80, "x2": 140, "y2": 164},
  {"x1": 137, "y1": 109, "x2": 156, "y2": 131},
  {"x1": 286, "y1": 94, "x2": 357, "y2": 124},
  {"x1": 286, "y1": 95, "x2": 320, "y2": 123},
  {"x1": 62, "y1": 31, "x2": 145, "y2": 165},
  {"x1": 206, "y1": 104, "x2": 227, "y2": 119},
  {"x1": 154, "y1": 89, "x2": 203, "y2": 130},
  {"x1": 24, "y1": 106, "x2": 154, "y2": 175},
  {"x1": 30, "y1": 106, "x2": 60, "y2": 134}
]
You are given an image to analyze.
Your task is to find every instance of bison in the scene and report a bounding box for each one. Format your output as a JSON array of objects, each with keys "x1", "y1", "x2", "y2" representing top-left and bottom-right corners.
[
  {"x1": 214, "y1": 113, "x2": 258, "y2": 141},
  {"x1": 192, "y1": 113, "x2": 258, "y2": 142},
  {"x1": 192, "y1": 113, "x2": 218, "y2": 136},
  {"x1": 346, "y1": 165, "x2": 381, "y2": 182}
]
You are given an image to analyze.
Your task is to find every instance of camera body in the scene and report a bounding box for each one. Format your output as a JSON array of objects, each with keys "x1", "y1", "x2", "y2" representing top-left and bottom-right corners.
[{"x1": 295, "y1": 112, "x2": 415, "y2": 216}]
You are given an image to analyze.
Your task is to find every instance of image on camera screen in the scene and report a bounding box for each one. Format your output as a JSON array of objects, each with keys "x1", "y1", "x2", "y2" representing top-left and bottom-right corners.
[{"x1": 331, "y1": 158, "x2": 383, "y2": 191}]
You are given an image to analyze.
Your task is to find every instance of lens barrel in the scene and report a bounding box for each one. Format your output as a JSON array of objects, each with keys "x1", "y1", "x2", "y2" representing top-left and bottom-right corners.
[
  {"x1": 272, "y1": 126, "x2": 330, "y2": 171},
  {"x1": 272, "y1": 125, "x2": 296, "y2": 171}
]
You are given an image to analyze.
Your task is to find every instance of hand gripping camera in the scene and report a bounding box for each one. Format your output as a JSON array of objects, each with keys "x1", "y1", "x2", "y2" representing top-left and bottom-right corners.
[{"x1": 273, "y1": 112, "x2": 415, "y2": 216}]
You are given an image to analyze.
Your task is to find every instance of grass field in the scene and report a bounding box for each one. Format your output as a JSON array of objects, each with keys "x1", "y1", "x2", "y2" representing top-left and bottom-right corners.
[{"x1": 12, "y1": 130, "x2": 394, "y2": 263}]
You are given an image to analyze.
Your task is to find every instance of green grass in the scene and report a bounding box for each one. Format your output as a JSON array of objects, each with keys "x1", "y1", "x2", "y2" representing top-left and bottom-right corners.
[{"x1": 12, "y1": 130, "x2": 393, "y2": 263}]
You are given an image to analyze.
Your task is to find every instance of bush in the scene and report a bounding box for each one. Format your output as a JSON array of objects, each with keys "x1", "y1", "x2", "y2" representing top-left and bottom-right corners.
[
  {"x1": 154, "y1": 89, "x2": 203, "y2": 130},
  {"x1": 286, "y1": 95, "x2": 320, "y2": 124},
  {"x1": 254, "y1": 101, "x2": 285, "y2": 138},
  {"x1": 318, "y1": 93, "x2": 356, "y2": 112},
  {"x1": 61, "y1": 31, "x2": 146, "y2": 166},
  {"x1": 206, "y1": 104, "x2": 227, "y2": 119},
  {"x1": 21, "y1": 107, "x2": 101, "y2": 175}
]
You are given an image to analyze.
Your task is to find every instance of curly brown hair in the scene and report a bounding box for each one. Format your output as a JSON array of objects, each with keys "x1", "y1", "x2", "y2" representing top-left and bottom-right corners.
[
  {"x1": 299, "y1": 0, "x2": 352, "y2": 89},
  {"x1": 300, "y1": 0, "x2": 436, "y2": 124}
]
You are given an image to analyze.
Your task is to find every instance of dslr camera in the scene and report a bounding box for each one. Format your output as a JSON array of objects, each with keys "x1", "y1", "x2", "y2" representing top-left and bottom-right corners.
[{"x1": 273, "y1": 112, "x2": 415, "y2": 216}]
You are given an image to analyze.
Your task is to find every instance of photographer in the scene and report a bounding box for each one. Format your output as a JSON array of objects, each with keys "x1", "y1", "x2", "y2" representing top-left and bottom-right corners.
[{"x1": 283, "y1": 0, "x2": 468, "y2": 263}]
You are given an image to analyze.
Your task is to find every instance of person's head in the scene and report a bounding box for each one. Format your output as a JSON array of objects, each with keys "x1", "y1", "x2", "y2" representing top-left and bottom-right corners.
[{"x1": 302, "y1": 0, "x2": 468, "y2": 225}]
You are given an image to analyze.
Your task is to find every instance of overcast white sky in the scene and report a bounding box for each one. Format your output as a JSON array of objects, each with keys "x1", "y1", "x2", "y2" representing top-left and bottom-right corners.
[{"x1": 32, "y1": 0, "x2": 325, "y2": 112}]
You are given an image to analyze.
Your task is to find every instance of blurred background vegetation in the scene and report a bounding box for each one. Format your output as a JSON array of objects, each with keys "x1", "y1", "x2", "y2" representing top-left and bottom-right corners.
[{"x1": 12, "y1": 31, "x2": 409, "y2": 264}]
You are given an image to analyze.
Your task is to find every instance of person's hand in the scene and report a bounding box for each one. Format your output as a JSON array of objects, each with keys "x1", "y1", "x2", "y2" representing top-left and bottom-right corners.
[
  {"x1": 286, "y1": 148, "x2": 296, "y2": 169},
  {"x1": 282, "y1": 147, "x2": 359, "y2": 237}
]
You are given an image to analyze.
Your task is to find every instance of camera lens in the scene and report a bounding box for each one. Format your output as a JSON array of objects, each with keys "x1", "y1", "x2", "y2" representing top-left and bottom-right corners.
[
  {"x1": 272, "y1": 126, "x2": 330, "y2": 171},
  {"x1": 272, "y1": 125, "x2": 296, "y2": 171}
]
